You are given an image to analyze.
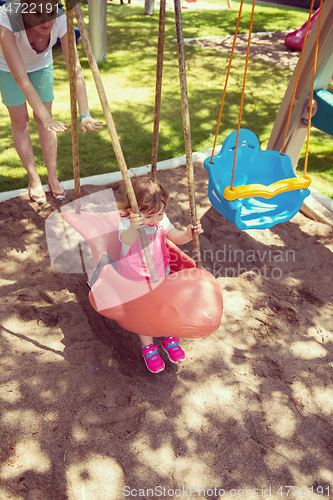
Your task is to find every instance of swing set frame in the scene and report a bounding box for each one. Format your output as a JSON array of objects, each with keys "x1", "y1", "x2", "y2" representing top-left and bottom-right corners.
[
  {"x1": 209, "y1": 0, "x2": 331, "y2": 204},
  {"x1": 268, "y1": 0, "x2": 333, "y2": 167},
  {"x1": 61, "y1": 0, "x2": 223, "y2": 338},
  {"x1": 202, "y1": 0, "x2": 333, "y2": 230},
  {"x1": 64, "y1": 0, "x2": 203, "y2": 282}
]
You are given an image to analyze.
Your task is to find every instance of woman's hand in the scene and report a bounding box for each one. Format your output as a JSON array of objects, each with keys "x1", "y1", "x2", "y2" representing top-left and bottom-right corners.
[
  {"x1": 43, "y1": 116, "x2": 69, "y2": 133},
  {"x1": 80, "y1": 115, "x2": 103, "y2": 134}
]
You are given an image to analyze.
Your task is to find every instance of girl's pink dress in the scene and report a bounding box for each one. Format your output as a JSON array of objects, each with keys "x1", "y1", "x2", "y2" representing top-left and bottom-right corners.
[{"x1": 117, "y1": 218, "x2": 171, "y2": 281}]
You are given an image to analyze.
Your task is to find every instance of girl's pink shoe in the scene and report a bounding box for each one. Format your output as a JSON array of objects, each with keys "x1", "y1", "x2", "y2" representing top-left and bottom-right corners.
[
  {"x1": 161, "y1": 337, "x2": 185, "y2": 363},
  {"x1": 141, "y1": 344, "x2": 165, "y2": 373}
]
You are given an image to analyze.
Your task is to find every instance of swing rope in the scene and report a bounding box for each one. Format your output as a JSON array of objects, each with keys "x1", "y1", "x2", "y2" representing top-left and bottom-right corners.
[
  {"x1": 174, "y1": 0, "x2": 202, "y2": 268},
  {"x1": 280, "y1": 0, "x2": 315, "y2": 156},
  {"x1": 150, "y1": 0, "x2": 203, "y2": 267},
  {"x1": 230, "y1": 0, "x2": 256, "y2": 191},
  {"x1": 280, "y1": 0, "x2": 319, "y2": 180},
  {"x1": 151, "y1": 0, "x2": 166, "y2": 180},
  {"x1": 68, "y1": 1, "x2": 160, "y2": 283},
  {"x1": 210, "y1": 0, "x2": 244, "y2": 163},
  {"x1": 210, "y1": 0, "x2": 322, "y2": 198},
  {"x1": 303, "y1": 0, "x2": 323, "y2": 178}
]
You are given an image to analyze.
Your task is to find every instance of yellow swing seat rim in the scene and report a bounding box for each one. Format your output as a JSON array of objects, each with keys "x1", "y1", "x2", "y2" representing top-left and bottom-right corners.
[{"x1": 223, "y1": 175, "x2": 312, "y2": 201}]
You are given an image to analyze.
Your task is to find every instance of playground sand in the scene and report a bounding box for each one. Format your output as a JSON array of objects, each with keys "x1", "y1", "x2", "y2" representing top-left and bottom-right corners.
[
  {"x1": 1, "y1": 162, "x2": 333, "y2": 499},
  {"x1": 186, "y1": 31, "x2": 300, "y2": 71}
]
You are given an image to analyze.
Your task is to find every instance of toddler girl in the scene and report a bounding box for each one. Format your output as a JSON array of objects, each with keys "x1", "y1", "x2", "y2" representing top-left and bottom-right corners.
[{"x1": 118, "y1": 176, "x2": 203, "y2": 374}]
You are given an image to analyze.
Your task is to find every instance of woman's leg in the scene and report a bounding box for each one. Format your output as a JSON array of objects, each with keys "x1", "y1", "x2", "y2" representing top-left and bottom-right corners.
[
  {"x1": 7, "y1": 104, "x2": 45, "y2": 197},
  {"x1": 33, "y1": 101, "x2": 64, "y2": 194}
]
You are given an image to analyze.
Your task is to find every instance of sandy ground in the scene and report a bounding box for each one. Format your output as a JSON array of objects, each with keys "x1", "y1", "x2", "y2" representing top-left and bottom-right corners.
[
  {"x1": 1, "y1": 4, "x2": 333, "y2": 499},
  {"x1": 121, "y1": 0, "x2": 233, "y2": 12},
  {"x1": 129, "y1": 0, "x2": 301, "y2": 72},
  {"x1": 1, "y1": 161, "x2": 333, "y2": 499},
  {"x1": 186, "y1": 31, "x2": 300, "y2": 71}
]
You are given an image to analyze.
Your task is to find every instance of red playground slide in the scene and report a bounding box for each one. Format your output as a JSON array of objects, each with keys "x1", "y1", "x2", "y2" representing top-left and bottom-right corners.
[{"x1": 284, "y1": 8, "x2": 320, "y2": 51}]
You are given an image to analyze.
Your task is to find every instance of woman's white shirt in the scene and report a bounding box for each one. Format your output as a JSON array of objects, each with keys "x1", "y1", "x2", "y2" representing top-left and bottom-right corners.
[{"x1": 0, "y1": 2, "x2": 66, "y2": 72}]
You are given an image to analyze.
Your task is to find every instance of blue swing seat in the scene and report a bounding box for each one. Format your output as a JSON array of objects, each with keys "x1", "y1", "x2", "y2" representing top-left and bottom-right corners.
[{"x1": 204, "y1": 129, "x2": 311, "y2": 230}]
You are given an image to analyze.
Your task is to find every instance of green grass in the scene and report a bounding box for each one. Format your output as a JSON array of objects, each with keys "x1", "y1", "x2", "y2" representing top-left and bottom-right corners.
[{"x1": 0, "y1": 0, "x2": 332, "y2": 198}]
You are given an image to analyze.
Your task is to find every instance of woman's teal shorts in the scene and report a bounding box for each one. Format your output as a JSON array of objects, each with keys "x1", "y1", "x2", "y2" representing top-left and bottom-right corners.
[{"x1": 0, "y1": 62, "x2": 54, "y2": 107}]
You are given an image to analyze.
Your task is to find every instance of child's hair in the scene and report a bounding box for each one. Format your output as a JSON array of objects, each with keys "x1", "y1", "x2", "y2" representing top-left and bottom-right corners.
[{"x1": 120, "y1": 177, "x2": 169, "y2": 217}]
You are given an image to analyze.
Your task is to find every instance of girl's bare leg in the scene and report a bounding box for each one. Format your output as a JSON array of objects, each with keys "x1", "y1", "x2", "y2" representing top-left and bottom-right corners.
[
  {"x1": 34, "y1": 101, "x2": 64, "y2": 194},
  {"x1": 7, "y1": 103, "x2": 45, "y2": 197},
  {"x1": 139, "y1": 335, "x2": 154, "y2": 347}
]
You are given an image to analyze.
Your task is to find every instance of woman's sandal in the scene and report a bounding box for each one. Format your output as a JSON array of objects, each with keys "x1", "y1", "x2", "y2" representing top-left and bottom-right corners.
[
  {"x1": 28, "y1": 183, "x2": 47, "y2": 205},
  {"x1": 47, "y1": 178, "x2": 66, "y2": 201}
]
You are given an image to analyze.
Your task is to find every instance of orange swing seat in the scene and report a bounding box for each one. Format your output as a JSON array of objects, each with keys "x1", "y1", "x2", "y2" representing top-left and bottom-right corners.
[{"x1": 62, "y1": 210, "x2": 223, "y2": 339}]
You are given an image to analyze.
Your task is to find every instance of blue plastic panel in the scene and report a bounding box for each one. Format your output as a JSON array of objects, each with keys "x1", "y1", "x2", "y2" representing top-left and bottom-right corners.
[{"x1": 204, "y1": 129, "x2": 310, "y2": 230}]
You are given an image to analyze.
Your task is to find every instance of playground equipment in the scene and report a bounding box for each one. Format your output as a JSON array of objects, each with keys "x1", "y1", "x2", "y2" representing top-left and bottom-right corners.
[
  {"x1": 62, "y1": 210, "x2": 222, "y2": 338},
  {"x1": 205, "y1": 129, "x2": 310, "y2": 230},
  {"x1": 284, "y1": 7, "x2": 319, "y2": 51},
  {"x1": 268, "y1": 0, "x2": 333, "y2": 164},
  {"x1": 58, "y1": 0, "x2": 223, "y2": 338},
  {"x1": 311, "y1": 88, "x2": 333, "y2": 136},
  {"x1": 184, "y1": 0, "x2": 232, "y2": 4},
  {"x1": 204, "y1": 0, "x2": 331, "y2": 230}
]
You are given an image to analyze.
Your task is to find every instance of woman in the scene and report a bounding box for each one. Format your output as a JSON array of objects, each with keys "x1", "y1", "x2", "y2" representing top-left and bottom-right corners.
[{"x1": 0, "y1": 0, "x2": 102, "y2": 204}]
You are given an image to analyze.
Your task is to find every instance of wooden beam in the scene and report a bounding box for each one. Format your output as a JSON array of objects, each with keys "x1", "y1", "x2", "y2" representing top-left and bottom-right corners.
[
  {"x1": 74, "y1": 3, "x2": 159, "y2": 282},
  {"x1": 174, "y1": 0, "x2": 202, "y2": 268},
  {"x1": 268, "y1": 0, "x2": 333, "y2": 168}
]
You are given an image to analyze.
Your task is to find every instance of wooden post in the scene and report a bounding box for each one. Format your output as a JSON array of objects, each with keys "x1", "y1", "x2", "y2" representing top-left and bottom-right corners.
[
  {"x1": 74, "y1": 3, "x2": 159, "y2": 282},
  {"x1": 66, "y1": 0, "x2": 81, "y2": 213},
  {"x1": 174, "y1": 0, "x2": 202, "y2": 268},
  {"x1": 151, "y1": 0, "x2": 166, "y2": 180},
  {"x1": 268, "y1": 0, "x2": 333, "y2": 168}
]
